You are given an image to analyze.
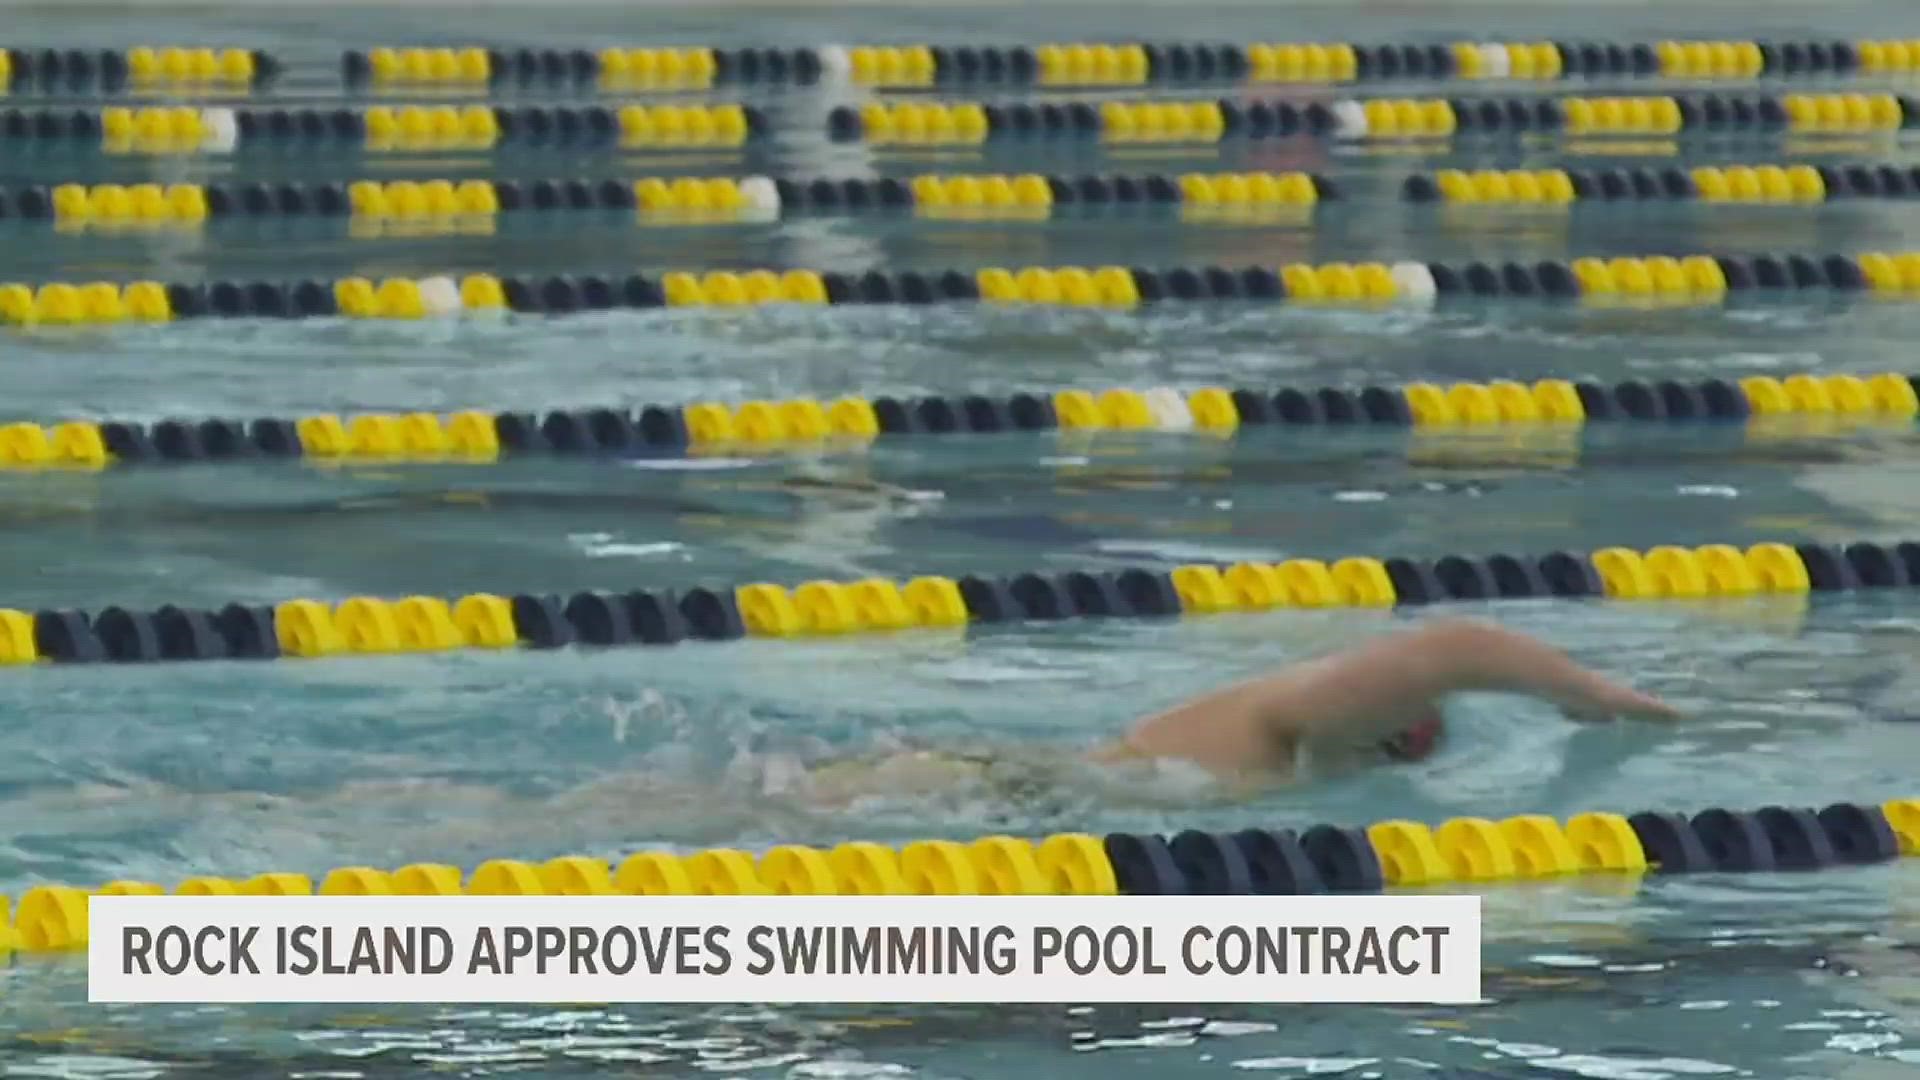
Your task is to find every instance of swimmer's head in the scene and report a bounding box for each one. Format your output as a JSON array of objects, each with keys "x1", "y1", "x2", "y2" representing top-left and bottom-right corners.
[{"x1": 1379, "y1": 711, "x2": 1443, "y2": 763}]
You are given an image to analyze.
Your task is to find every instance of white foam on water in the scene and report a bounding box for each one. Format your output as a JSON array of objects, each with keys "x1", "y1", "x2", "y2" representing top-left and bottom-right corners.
[
  {"x1": 1530, "y1": 953, "x2": 1603, "y2": 968},
  {"x1": 621, "y1": 457, "x2": 758, "y2": 471},
  {"x1": 1526, "y1": 1055, "x2": 1736, "y2": 1079},
  {"x1": 578, "y1": 541, "x2": 685, "y2": 559},
  {"x1": 1200, "y1": 1021, "x2": 1277, "y2": 1037},
  {"x1": 1493, "y1": 1043, "x2": 1562, "y2": 1059},
  {"x1": 789, "y1": 1063, "x2": 914, "y2": 1078},
  {"x1": 1232, "y1": 1057, "x2": 1380, "y2": 1074}
]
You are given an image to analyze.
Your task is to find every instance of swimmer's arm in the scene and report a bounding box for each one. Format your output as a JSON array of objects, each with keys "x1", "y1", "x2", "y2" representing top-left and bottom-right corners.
[
  {"x1": 1116, "y1": 618, "x2": 1678, "y2": 773},
  {"x1": 1402, "y1": 618, "x2": 1679, "y2": 716}
]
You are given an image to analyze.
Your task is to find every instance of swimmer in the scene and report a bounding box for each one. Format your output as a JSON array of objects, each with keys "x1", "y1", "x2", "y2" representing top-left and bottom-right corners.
[
  {"x1": 239, "y1": 618, "x2": 1675, "y2": 823},
  {"x1": 803, "y1": 617, "x2": 1680, "y2": 806},
  {"x1": 0, "y1": 619, "x2": 1678, "y2": 867},
  {"x1": 1096, "y1": 616, "x2": 1678, "y2": 782}
]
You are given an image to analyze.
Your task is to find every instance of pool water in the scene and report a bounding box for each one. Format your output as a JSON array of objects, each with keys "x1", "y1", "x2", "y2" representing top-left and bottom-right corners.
[{"x1": 8, "y1": 0, "x2": 1920, "y2": 1077}]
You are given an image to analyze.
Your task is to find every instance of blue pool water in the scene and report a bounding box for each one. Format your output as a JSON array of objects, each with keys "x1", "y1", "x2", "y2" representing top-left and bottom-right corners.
[{"x1": 7, "y1": 0, "x2": 1920, "y2": 1076}]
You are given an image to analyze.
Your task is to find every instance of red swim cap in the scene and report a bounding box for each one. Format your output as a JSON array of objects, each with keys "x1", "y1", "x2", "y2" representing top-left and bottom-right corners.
[{"x1": 1381, "y1": 712, "x2": 1444, "y2": 762}]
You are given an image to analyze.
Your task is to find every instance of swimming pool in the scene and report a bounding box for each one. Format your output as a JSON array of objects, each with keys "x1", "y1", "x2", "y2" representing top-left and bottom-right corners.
[{"x1": 8, "y1": 0, "x2": 1920, "y2": 1076}]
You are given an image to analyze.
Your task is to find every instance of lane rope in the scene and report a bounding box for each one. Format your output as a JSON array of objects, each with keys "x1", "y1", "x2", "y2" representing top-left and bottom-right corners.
[
  {"x1": 341, "y1": 39, "x2": 1920, "y2": 92},
  {"x1": 0, "y1": 102, "x2": 763, "y2": 156},
  {"x1": 11, "y1": 248, "x2": 1920, "y2": 324},
  {"x1": 0, "y1": 89, "x2": 1902, "y2": 158},
  {"x1": 1405, "y1": 160, "x2": 1920, "y2": 204},
  {"x1": 0, "y1": 46, "x2": 276, "y2": 92},
  {"x1": 825, "y1": 91, "x2": 1916, "y2": 146},
  {"x1": 31, "y1": 161, "x2": 1920, "y2": 232},
  {"x1": 1, "y1": 372, "x2": 1911, "y2": 471},
  {"x1": 1, "y1": 170, "x2": 1331, "y2": 231},
  {"x1": 5, "y1": 796, "x2": 1916, "y2": 951},
  {"x1": 0, "y1": 539, "x2": 1907, "y2": 666}
]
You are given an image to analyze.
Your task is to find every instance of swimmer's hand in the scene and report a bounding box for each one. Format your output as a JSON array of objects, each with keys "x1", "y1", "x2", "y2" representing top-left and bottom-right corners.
[{"x1": 1559, "y1": 684, "x2": 1684, "y2": 724}]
